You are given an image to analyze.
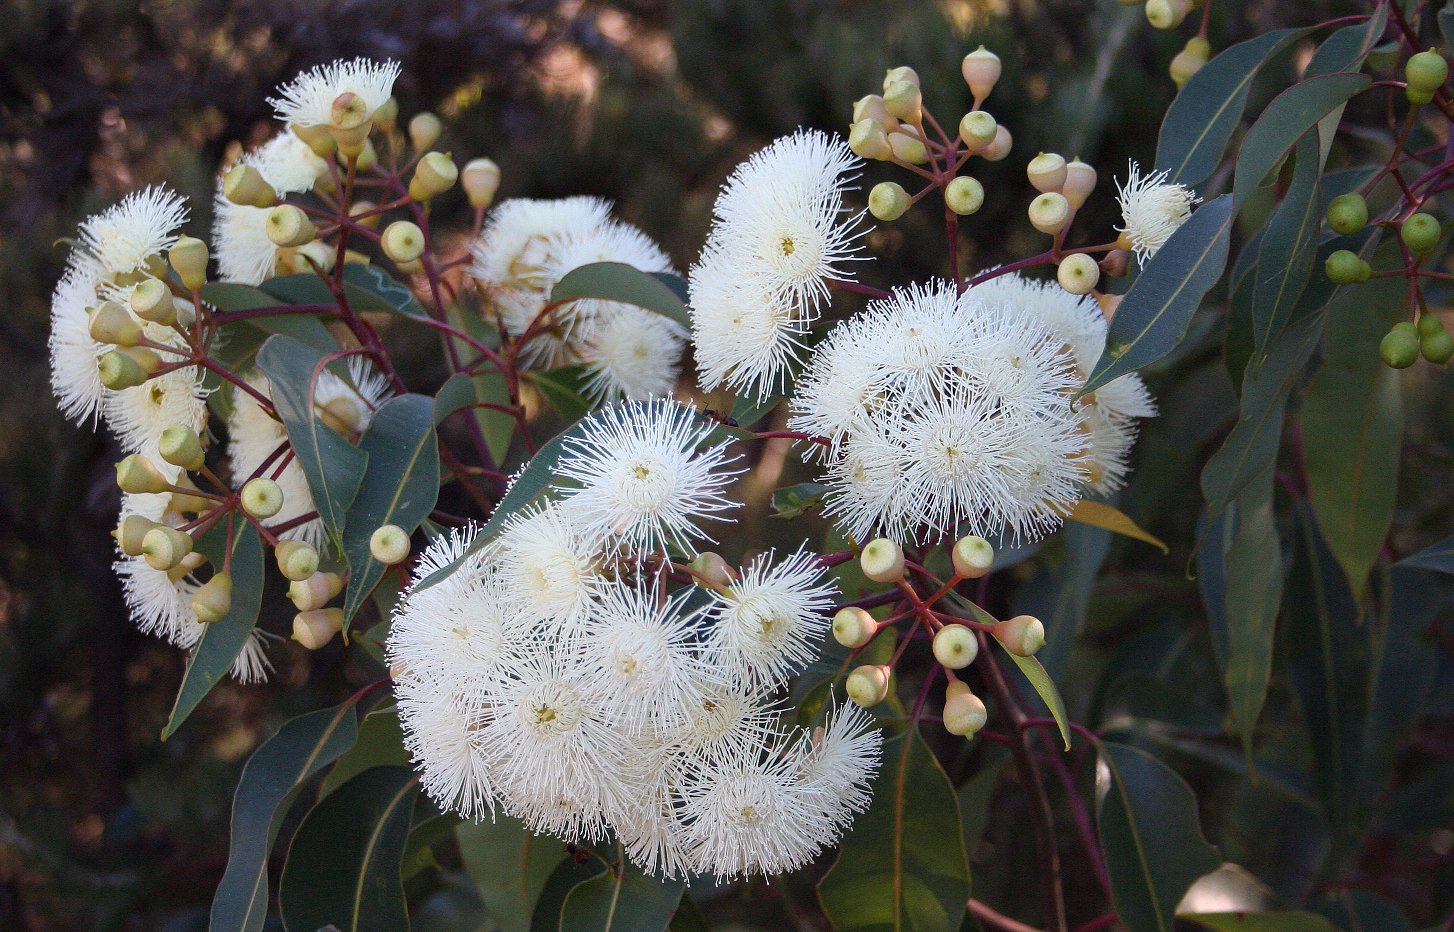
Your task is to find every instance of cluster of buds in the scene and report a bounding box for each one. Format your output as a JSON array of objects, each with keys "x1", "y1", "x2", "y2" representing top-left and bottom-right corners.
[
  {"x1": 1116, "y1": 0, "x2": 1211, "y2": 85},
  {"x1": 91, "y1": 239, "x2": 208, "y2": 392}
]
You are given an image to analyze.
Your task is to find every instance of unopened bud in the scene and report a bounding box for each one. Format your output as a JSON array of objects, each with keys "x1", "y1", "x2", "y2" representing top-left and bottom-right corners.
[
  {"x1": 846, "y1": 663, "x2": 892, "y2": 708},
  {"x1": 241, "y1": 477, "x2": 284, "y2": 518},
  {"x1": 130, "y1": 278, "x2": 175, "y2": 324},
  {"x1": 330, "y1": 90, "x2": 373, "y2": 132},
  {"x1": 1062, "y1": 158, "x2": 1098, "y2": 209},
  {"x1": 887, "y1": 132, "x2": 929, "y2": 165},
  {"x1": 116, "y1": 454, "x2": 171, "y2": 494},
  {"x1": 848, "y1": 120, "x2": 893, "y2": 160},
  {"x1": 1027, "y1": 152, "x2": 1068, "y2": 194},
  {"x1": 1170, "y1": 37, "x2": 1211, "y2": 87},
  {"x1": 169, "y1": 473, "x2": 212, "y2": 515},
  {"x1": 980, "y1": 124, "x2": 1013, "y2": 162},
  {"x1": 994, "y1": 614, "x2": 1046, "y2": 656},
  {"x1": 114, "y1": 514, "x2": 161, "y2": 556},
  {"x1": 1029, "y1": 192, "x2": 1071, "y2": 234},
  {"x1": 408, "y1": 112, "x2": 443, "y2": 152},
  {"x1": 354, "y1": 138, "x2": 379, "y2": 172},
  {"x1": 166, "y1": 549, "x2": 207, "y2": 584},
  {"x1": 1100, "y1": 249, "x2": 1131, "y2": 278},
  {"x1": 409, "y1": 152, "x2": 458, "y2": 201},
  {"x1": 883, "y1": 66, "x2": 920, "y2": 90},
  {"x1": 381, "y1": 221, "x2": 426, "y2": 264},
  {"x1": 288, "y1": 571, "x2": 344, "y2": 611},
  {"x1": 374, "y1": 97, "x2": 399, "y2": 132},
  {"x1": 952, "y1": 535, "x2": 995, "y2": 579},
  {"x1": 943, "y1": 680, "x2": 989, "y2": 737},
  {"x1": 1057, "y1": 253, "x2": 1100, "y2": 295},
  {"x1": 945, "y1": 176, "x2": 985, "y2": 216},
  {"x1": 191, "y1": 572, "x2": 233, "y2": 623},
  {"x1": 88, "y1": 301, "x2": 142, "y2": 347},
  {"x1": 832, "y1": 606, "x2": 878, "y2": 649},
  {"x1": 293, "y1": 608, "x2": 345, "y2": 650},
  {"x1": 932, "y1": 624, "x2": 980, "y2": 669},
  {"x1": 869, "y1": 181, "x2": 912, "y2": 221},
  {"x1": 1098, "y1": 292, "x2": 1123, "y2": 320},
  {"x1": 882, "y1": 80, "x2": 922, "y2": 124},
  {"x1": 295, "y1": 240, "x2": 335, "y2": 274},
  {"x1": 99, "y1": 349, "x2": 148, "y2": 389},
  {"x1": 169, "y1": 236, "x2": 208, "y2": 291},
  {"x1": 276, "y1": 540, "x2": 320, "y2": 581},
  {"x1": 961, "y1": 46, "x2": 1002, "y2": 103},
  {"x1": 159, "y1": 425, "x2": 205, "y2": 470},
  {"x1": 689, "y1": 551, "x2": 735, "y2": 588},
  {"x1": 959, "y1": 110, "x2": 998, "y2": 148},
  {"x1": 860, "y1": 538, "x2": 905, "y2": 583},
  {"x1": 141, "y1": 525, "x2": 193, "y2": 571},
  {"x1": 317, "y1": 395, "x2": 365, "y2": 436},
  {"x1": 461, "y1": 158, "x2": 502, "y2": 209},
  {"x1": 223, "y1": 164, "x2": 278, "y2": 208},
  {"x1": 853, "y1": 94, "x2": 898, "y2": 130},
  {"x1": 292, "y1": 123, "x2": 336, "y2": 158},
  {"x1": 266, "y1": 205, "x2": 315, "y2": 248},
  {"x1": 369, "y1": 524, "x2": 411, "y2": 564},
  {"x1": 1146, "y1": 0, "x2": 1190, "y2": 29}
]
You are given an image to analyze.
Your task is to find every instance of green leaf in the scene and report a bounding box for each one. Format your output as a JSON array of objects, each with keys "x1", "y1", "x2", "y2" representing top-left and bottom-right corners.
[
  {"x1": 818, "y1": 729, "x2": 971, "y2": 932},
  {"x1": 320, "y1": 704, "x2": 409, "y2": 798},
  {"x1": 1441, "y1": 5, "x2": 1454, "y2": 51},
  {"x1": 956, "y1": 747, "x2": 1008, "y2": 863},
  {"x1": 1250, "y1": 132, "x2": 1322, "y2": 357},
  {"x1": 256, "y1": 334, "x2": 370, "y2": 550},
  {"x1": 1302, "y1": 275, "x2": 1402, "y2": 602},
  {"x1": 161, "y1": 520, "x2": 263, "y2": 740},
  {"x1": 262, "y1": 266, "x2": 427, "y2": 319},
  {"x1": 434, "y1": 372, "x2": 479, "y2": 426},
  {"x1": 342, "y1": 394, "x2": 441, "y2": 623},
  {"x1": 1221, "y1": 468, "x2": 1283, "y2": 753},
  {"x1": 1231, "y1": 73, "x2": 1372, "y2": 211},
  {"x1": 1183, "y1": 912, "x2": 1339, "y2": 932},
  {"x1": 401, "y1": 813, "x2": 463, "y2": 881},
  {"x1": 1306, "y1": 11, "x2": 1388, "y2": 79},
  {"x1": 551, "y1": 262, "x2": 692, "y2": 330},
  {"x1": 529, "y1": 366, "x2": 595, "y2": 422},
  {"x1": 1155, "y1": 28, "x2": 1313, "y2": 186},
  {"x1": 1096, "y1": 742, "x2": 1220, "y2": 932},
  {"x1": 559, "y1": 850, "x2": 686, "y2": 932},
  {"x1": 532, "y1": 853, "x2": 610, "y2": 931},
  {"x1": 279, "y1": 765, "x2": 418, "y2": 932},
  {"x1": 1083, "y1": 194, "x2": 1234, "y2": 394},
  {"x1": 210, "y1": 698, "x2": 365, "y2": 932},
  {"x1": 456, "y1": 815, "x2": 561, "y2": 932},
  {"x1": 773, "y1": 481, "x2": 830, "y2": 519},
  {"x1": 1394, "y1": 535, "x2": 1454, "y2": 574}
]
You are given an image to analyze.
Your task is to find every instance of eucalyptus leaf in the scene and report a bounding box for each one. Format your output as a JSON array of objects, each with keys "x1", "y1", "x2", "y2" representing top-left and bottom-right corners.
[
  {"x1": 558, "y1": 850, "x2": 685, "y2": 932},
  {"x1": 551, "y1": 262, "x2": 692, "y2": 330}
]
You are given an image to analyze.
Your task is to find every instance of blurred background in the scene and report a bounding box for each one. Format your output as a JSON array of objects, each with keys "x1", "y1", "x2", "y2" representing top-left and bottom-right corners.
[{"x1": 4, "y1": 0, "x2": 1451, "y2": 929}]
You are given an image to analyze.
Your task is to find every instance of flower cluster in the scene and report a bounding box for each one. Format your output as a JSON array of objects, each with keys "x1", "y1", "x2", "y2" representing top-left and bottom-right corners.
[{"x1": 389, "y1": 399, "x2": 882, "y2": 878}]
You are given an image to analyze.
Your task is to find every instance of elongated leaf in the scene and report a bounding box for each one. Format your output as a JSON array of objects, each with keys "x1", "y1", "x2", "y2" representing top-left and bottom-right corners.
[
  {"x1": 1064, "y1": 499, "x2": 1167, "y2": 553},
  {"x1": 456, "y1": 816, "x2": 562, "y2": 932},
  {"x1": 1183, "y1": 912, "x2": 1339, "y2": 932},
  {"x1": 279, "y1": 765, "x2": 418, "y2": 932},
  {"x1": 1155, "y1": 28, "x2": 1312, "y2": 186},
  {"x1": 559, "y1": 851, "x2": 685, "y2": 932},
  {"x1": 552, "y1": 262, "x2": 692, "y2": 330},
  {"x1": 1442, "y1": 6, "x2": 1454, "y2": 54},
  {"x1": 818, "y1": 730, "x2": 970, "y2": 932},
  {"x1": 1221, "y1": 469, "x2": 1283, "y2": 752},
  {"x1": 320, "y1": 704, "x2": 408, "y2": 798},
  {"x1": 1302, "y1": 275, "x2": 1402, "y2": 602},
  {"x1": 1231, "y1": 74, "x2": 1372, "y2": 210},
  {"x1": 210, "y1": 698, "x2": 364, "y2": 932},
  {"x1": 1394, "y1": 535, "x2": 1454, "y2": 574},
  {"x1": 262, "y1": 266, "x2": 427, "y2": 319},
  {"x1": 257, "y1": 334, "x2": 369, "y2": 548},
  {"x1": 342, "y1": 394, "x2": 441, "y2": 622},
  {"x1": 202, "y1": 282, "x2": 340, "y2": 352},
  {"x1": 162, "y1": 521, "x2": 263, "y2": 740},
  {"x1": 434, "y1": 372, "x2": 479, "y2": 425},
  {"x1": 1096, "y1": 742, "x2": 1220, "y2": 932},
  {"x1": 1306, "y1": 11, "x2": 1387, "y2": 79},
  {"x1": 1084, "y1": 194, "x2": 1233, "y2": 394},
  {"x1": 1251, "y1": 133, "x2": 1322, "y2": 357},
  {"x1": 530, "y1": 366, "x2": 594, "y2": 422},
  {"x1": 533, "y1": 853, "x2": 610, "y2": 931}
]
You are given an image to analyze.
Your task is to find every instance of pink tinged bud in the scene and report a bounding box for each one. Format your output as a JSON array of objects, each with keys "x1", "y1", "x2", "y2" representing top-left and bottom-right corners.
[
  {"x1": 293, "y1": 608, "x2": 345, "y2": 649},
  {"x1": 943, "y1": 681, "x2": 989, "y2": 737},
  {"x1": 994, "y1": 614, "x2": 1046, "y2": 656},
  {"x1": 961, "y1": 46, "x2": 1002, "y2": 103},
  {"x1": 832, "y1": 606, "x2": 878, "y2": 649}
]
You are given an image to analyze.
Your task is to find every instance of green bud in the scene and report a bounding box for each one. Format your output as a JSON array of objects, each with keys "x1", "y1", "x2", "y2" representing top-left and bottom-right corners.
[
  {"x1": 882, "y1": 65, "x2": 920, "y2": 91},
  {"x1": 159, "y1": 425, "x2": 205, "y2": 470},
  {"x1": 409, "y1": 151, "x2": 458, "y2": 201},
  {"x1": 266, "y1": 205, "x2": 315, "y2": 248},
  {"x1": 944, "y1": 176, "x2": 985, "y2": 216},
  {"x1": 1381, "y1": 322, "x2": 1421, "y2": 369},
  {"x1": 882, "y1": 79, "x2": 922, "y2": 124},
  {"x1": 116, "y1": 454, "x2": 170, "y2": 494},
  {"x1": 848, "y1": 119, "x2": 892, "y2": 160},
  {"x1": 191, "y1": 572, "x2": 233, "y2": 623},
  {"x1": 369, "y1": 524, "x2": 411, "y2": 565},
  {"x1": 88, "y1": 301, "x2": 143, "y2": 347},
  {"x1": 130, "y1": 278, "x2": 175, "y2": 324},
  {"x1": 1408, "y1": 85, "x2": 1436, "y2": 107},
  {"x1": 374, "y1": 96, "x2": 399, "y2": 132},
  {"x1": 241, "y1": 477, "x2": 284, "y2": 518},
  {"x1": 1325, "y1": 249, "x2": 1366, "y2": 284},
  {"x1": 1028, "y1": 191, "x2": 1071, "y2": 234},
  {"x1": 1402, "y1": 213, "x2": 1442, "y2": 255},
  {"x1": 381, "y1": 221, "x2": 426, "y2": 264},
  {"x1": 1170, "y1": 37, "x2": 1211, "y2": 87},
  {"x1": 295, "y1": 240, "x2": 335, "y2": 274},
  {"x1": 1146, "y1": 0, "x2": 1190, "y2": 30},
  {"x1": 98, "y1": 349, "x2": 148, "y2": 389},
  {"x1": 1406, "y1": 50, "x2": 1449, "y2": 93},
  {"x1": 169, "y1": 473, "x2": 212, "y2": 516},
  {"x1": 932, "y1": 624, "x2": 979, "y2": 670},
  {"x1": 169, "y1": 236, "x2": 209, "y2": 291},
  {"x1": 141, "y1": 525, "x2": 193, "y2": 571},
  {"x1": 114, "y1": 514, "x2": 161, "y2": 556},
  {"x1": 1326, "y1": 193, "x2": 1368, "y2": 235},
  {"x1": 887, "y1": 132, "x2": 929, "y2": 165},
  {"x1": 868, "y1": 181, "x2": 912, "y2": 222},
  {"x1": 1422, "y1": 319, "x2": 1454, "y2": 364},
  {"x1": 276, "y1": 540, "x2": 320, "y2": 582},
  {"x1": 222, "y1": 164, "x2": 278, "y2": 208}
]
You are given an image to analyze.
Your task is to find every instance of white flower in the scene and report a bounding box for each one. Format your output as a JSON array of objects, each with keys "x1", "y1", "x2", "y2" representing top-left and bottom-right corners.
[
  {"x1": 103, "y1": 362, "x2": 210, "y2": 458},
  {"x1": 395, "y1": 671, "x2": 497, "y2": 820},
  {"x1": 268, "y1": 58, "x2": 400, "y2": 129},
  {"x1": 487, "y1": 501, "x2": 600, "y2": 629},
  {"x1": 250, "y1": 130, "x2": 330, "y2": 194},
  {"x1": 469, "y1": 196, "x2": 613, "y2": 293},
  {"x1": 687, "y1": 248, "x2": 811, "y2": 400},
  {"x1": 78, "y1": 185, "x2": 189, "y2": 276},
  {"x1": 580, "y1": 304, "x2": 686, "y2": 402},
  {"x1": 792, "y1": 702, "x2": 882, "y2": 819},
  {"x1": 48, "y1": 256, "x2": 109, "y2": 425},
  {"x1": 213, "y1": 131, "x2": 330, "y2": 285},
  {"x1": 705, "y1": 548, "x2": 836, "y2": 688},
  {"x1": 556, "y1": 399, "x2": 740, "y2": 556},
  {"x1": 1116, "y1": 161, "x2": 1200, "y2": 267}
]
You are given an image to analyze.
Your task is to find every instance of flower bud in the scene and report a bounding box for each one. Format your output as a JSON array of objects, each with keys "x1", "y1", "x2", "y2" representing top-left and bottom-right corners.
[
  {"x1": 883, "y1": 66, "x2": 920, "y2": 90},
  {"x1": 330, "y1": 90, "x2": 373, "y2": 132},
  {"x1": 860, "y1": 538, "x2": 905, "y2": 583},
  {"x1": 1145, "y1": 0, "x2": 1190, "y2": 29},
  {"x1": 241, "y1": 477, "x2": 284, "y2": 518},
  {"x1": 887, "y1": 132, "x2": 929, "y2": 165},
  {"x1": 276, "y1": 540, "x2": 321, "y2": 582},
  {"x1": 289, "y1": 570, "x2": 344, "y2": 611},
  {"x1": 1062, "y1": 158, "x2": 1098, "y2": 209},
  {"x1": 848, "y1": 119, "x2": 893, "y2": 160},
  {"x1": 1029, "y1": 192, "x2": 1071, "y2": 234},
  {"x1": 943, "y1": 680, "x2": 989, "y2": 737},
  {"x1": 88, "y1": 301, "x2": 143, "y2": 347},
  {"x1": 114, "y1": 514, "x2": 161, "y2": 556},
  {"x1": 688, "y1": 551, "x2": 735, "y2": 588},
  {"x1": 932, "y1": 624, "x2": 980, "y2": 669},
  {"x1": 868, "y1": 181, "x2": 912, "y2": 221},
  {"x1": 98, "y1": 349, "x2": 148, "y2": 389},
  {"x1": 883, "y1": 79, "x2": 922, "y2": 124},
  {"x1": 374, "y1": 96, "x2": 399, "y2": 133},
  {"x1": 945, "y1": 176, "x2": 985, "y2": 216},
  {"x1": 961, "y1": 46, "x2": 1002, "y2": 103},
  {"x1": 222, "y1": 164, "x2": 278, "y2": 208},
  {"x1": 994, "y1": 614, "x2": 1046, "y2": 656},
  {"x1": 165, "y1": 550, "x2": 207, "y2": 584},
  {"x1": 168, "y1": 473, "x2": 212, "y2": 515},
  {"x1": 952, "y1": 535, "x2": 995, "y2": 579},
  {"x1": 116, "y1": 454, "x2": 170, "y2": 494},
  {"x1": 169, "y1": 236, "x2": 209, "y2": 291},
  {"x1": 130, "y1": 278, "x2": 175, "y2": 324},
  {"x1": 381, "y1": 221, "x2": 426, "y2": 264},
  {"x1": 1098, "y1": 292, "x2": 1123, "y2": 319},
  {"x1": 293, "y1": 608, "x2": 345, "y2": 650},
  {"x1": 266, "y1": 205, "x2": 315, "y2": 248},
  {"x1": 1057, "y1": 254, "x2": 1100, "y2": 295},
  {"x1": 409, "y1": 151, "x2": 458, "y2": 201},
  {"x1": 159, "y1": 425, "x2": 204, "y2": 471},
  {"x1": 832, "y1": 606, "x2": 878, "y2": 649},
  {"x1": 1326, "y1": 193, "x2": 1369, "y2": 235},
  {"x1": 1325, "y1": 249, "x2": 1367, "y2": 285},
  {"x1": 959, "y1": 110, "x2": 998, "y2": 148},
  {"x1": 1408, "y1": 85, "x2": 1435, "y2": 107},
  {"x1": 317, "y1": 395, "x2": 365, "y2": 437},
  {"x1": 141, "y1": 525, "x2": 193, "y2": 571},
  {"x1": 980, "y1": 124, "x2": 1013, "y2": 162},
  {"x1": 846, "y1": 663, "x2": 892, "y2": 708},
  {"x1": 1100, "y1": 249, "x2": 1131, "y2": 279},
  {"x1": 1422, "y1": 318, "x2": 1454, "y2": 364},
  {"x1": 369, "y1": 524, "x2": 411, "y2": 564},
  {"x1": 293, "y1": 122, "x2": 336, "y2": 158},
  {"x1": 1170, "y1": 37, "x2": 1211, "y2": 88},
  {"x1": 408, "y1": 112, "x2": 443, "y2": 152},
  {"x1": 191, "y1": 572, "x2": 233, "y2": 623},
  {"x1": 295, "y1": 240, "x2": 335, "y2": 274},
  {"x1": 354, "y1": 137, "x2": 379, "y2": 172},
  {"x1": 1406, "y1": 50, "x2": 1449, "y2": 93},
  {"x1": 853, "y1": 94, "x2": 898, "y2": 130},
  {"x1": 461, "y1": 158, "x2": 502, "y2": 209},
  {"x1": 1401, "y1": 212, "x2": 1442, "y2": 256},
  {"x1": 1027, "y1": 152, "x2": 1068, "y2": 194},
  {"x1": 1381, "y1": 321, "x2": 1421, "y2": 369}
]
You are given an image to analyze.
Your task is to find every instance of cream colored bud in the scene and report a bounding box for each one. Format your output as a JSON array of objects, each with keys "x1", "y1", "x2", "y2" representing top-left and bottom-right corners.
[
  {"x1": 369, "y1": 524, "x2": 411, "y2": 564},
  {"x1": 853, "y1": 94, "x2": 898, "y2": 130},
  {"x1": 868, "y1": 181, "x2": 912, "y2": 221},
  {"x1": 932, "y1": 624, "x2": 980, "y2": 669},
  {"x1": 169, "y1": 236, "x2": 208, "y2": 291},
  {"x1": 293, "y1": 608, "x2": 345, "y2": 650},
  {"x1": 346, "y1": 200, "x2": 381, "y2": 229},
  {"x1": 375, "y1": 96, "x2": 399, "y2": 132},
  {"x1": 409, "y1": 151, "x2": 458, "y2": 201},
  {"x1": 689, "y1": 551, "x2": 735, "y2": 588},
  {"x1": 141, "y1": 526, "x2": 193, "y2": 571},
  {"x1": 288, "y1": 570, "x2": 344, "y2": 612},
  {"x1": 116, "y1": 454, "x2": 170, "y2": 494},
  {"x1": 114, "y1": 514, "x2": 161, "y2": 556},
  {"x1": 995, "y1": 614, "x2": 1047, "y2": 656},
  {"x1": 159, "y1": 425, "x2": 204, "y2": 471},
  {"x1": 240, "y1": 477, "x2": 284, "y2": 518},
  {"x1": 1027, "y1": 152, "x2": 1068, "y2": 194},
  {"x1": 959, "y1": 110, "x2": 998, "y2": 148},
  {"x1": 980, "y1": 124, "x2": 1013, "y2": 161},
  {"x1": 861, "y1": 538, "x2": 905, "y2": 583},
  {"x1": 381, "y1": 221, "x2": 426, "y2": 264},
  {"x1": 462, "y1": 158, "x2": 502, "y2": 209},
  {"x1": 943, "y1": 681, "x2": 989, "y2": 737},
  {"x1": 1170, "y1": 37, "x2": 1211, "y2": 87},
  {"x1": 848, "y1": 120, "x2": 893, "y2": 160},
  {"x1": 945, "y1": 176, "x2": 985, "y2": 216},
  {"x1": 883, "y1": 65, "x2": 920, "y2": 90},
  {"x1": 291, "y1": 122, "x2": 336, "y2": 158},
  {"x1": 276, "y1": 540, "x2": 320, "y2": 582},
  {"x1": 961, "y1": 46, "x2": 1002, "y2": 103},
  {"x1": 888, "y1": 132, "x2": 929, "y2": 165},
  {"x1": 354, "y1": 137, "x2": 379, "y2": 172},
  {"x1": 1029, "y1": 192, "x2": 1071, "y2": 234},
  {"x1": 1146, "y1": 0, "x2": 1190, "y2": 28},
  {"x1": 88, "y1": 301, "x2": 142, "y2": 347},
  {"x1": 266, "y1": 205, "x2": 315, "y2": 248},
  {"x1": 1062, "y1": 158, "x2": 1098, "y2": 209},
  {"x1": 165, "y1": 550, "x2": 207, "y2": 584},
  {"x1": 952, "y1": 535, "x2": 995, "y2": 579},
  {"x1": 330, "y1": 90, "x2": 373, "y2": 131},
  {"x1": 408, "y1": 113, "x2": 443, "y2": 152},
  {"x1": 130, "y1": 278, "x2": 175, "y2": 324},
  {"x1": 222, "y1": 164, "x2": 278, "y2": 208},
  {"x1": 883, "y1": 80, "x2": 923, "y2": 124},
  {"x1": 1057, "y1": 254, "x2": 1100, "y2": 295},
  {"x1": 168, "y1": 473, "x2": 212, "y2": 515},
  {"x1": 846, "y1": 664, "x2": 892, "y2": 708},
  {"x1": 832, "y1": 606, "x2": 878, "y2": 649},
  {"x1": 98, "y1": 350, "x2": 148, "y2": 389},
  {"x1": 317, "y1": 395, "x2": 365, "y2": 436},
  {"x1": 191, "y1": 572, "x2": 233, "y2": 623},
  {"x1": 295, "y1": 240, "x2": 335, "y2": 274}
]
